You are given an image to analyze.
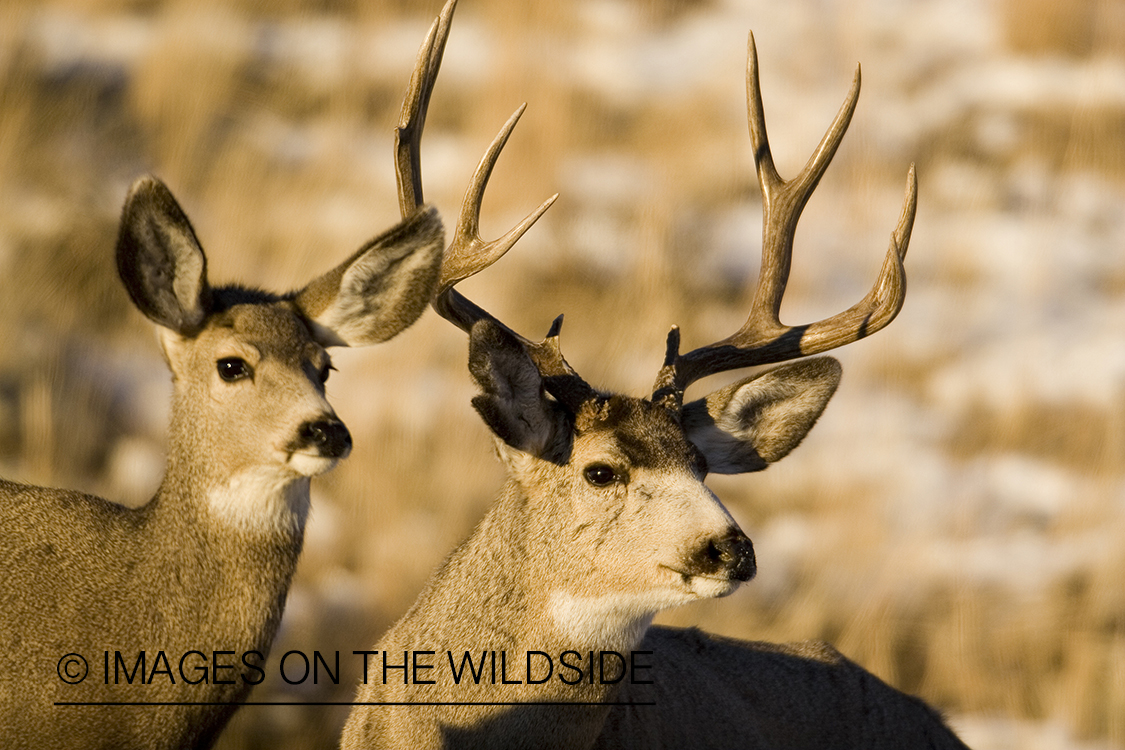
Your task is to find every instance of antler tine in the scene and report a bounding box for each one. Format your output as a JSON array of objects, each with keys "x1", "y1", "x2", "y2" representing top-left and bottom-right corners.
[
  {"x1": 661, "y1": 33, "x2": 917, "y2": 396},
  {"x1": 394, "y1": 0, "x2": 455, "y2": 218},
  {"x1": 429, "y1": 80, "x2": 559, "y2": 341},
  {"x1": 395, "y1": 0, "x2": 557, "y2": 319},
  {"x1": 433, "y1": 112, "x2": 568, "y2": 381},
  {"x1": 439, "y1": 103, "x2": 559, "y2": 298},
  {"x1": 745, "y1": 31, "x2": 860, "y2": 329},
  {"x1": 433, "y1": 113, "x2": 563, "y2": 369}
]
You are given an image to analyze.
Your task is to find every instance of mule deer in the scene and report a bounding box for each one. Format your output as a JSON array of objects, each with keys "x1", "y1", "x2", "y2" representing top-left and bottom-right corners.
[
  {"x1": 0, "y1": 176, "x2": 445, "y2": 748},
  {"x1": 341, "y1": 3, "x2": 968, "y2": 748}
]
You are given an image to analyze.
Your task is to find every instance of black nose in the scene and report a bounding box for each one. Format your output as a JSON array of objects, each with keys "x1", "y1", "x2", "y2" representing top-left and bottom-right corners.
[
  {"x1": 299, "y1": 419, "x2": 352, "y2": 459},
  {"x1": 704, "y1": 530, "x2": 756, "y2": 582}
]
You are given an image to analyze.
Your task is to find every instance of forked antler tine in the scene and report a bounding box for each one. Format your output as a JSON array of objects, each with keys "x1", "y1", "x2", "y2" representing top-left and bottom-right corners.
[
  {"x1": 745, "y1": 30, "x2": 861, "y2": 332},
  {"x1": 398, "y1": 0, "x2": 571, "y2": 389},
  {"x1": 430, "y1": 104, "x2": 558, "y2": 334},
  {"x1": 395, "y1": 0, "x2": 557, "y2": 311},
  {"x1": 432, "y1": 120, "x2": 570, "y2": 380},
  {"x1": 663, "y1": 33, "x2": 917, "y2": 395},
  {"x1": 725, "y1": 163, "x2": 916, "y2": 358},
  {"x1": 439, "y1": 104, "x2": 559, "y2": 296}
]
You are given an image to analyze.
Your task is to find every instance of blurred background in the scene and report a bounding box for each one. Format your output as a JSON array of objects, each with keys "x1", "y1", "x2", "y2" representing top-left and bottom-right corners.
[{"x1": 2, "y1": 0, "x2": 1124, "y2": 747}]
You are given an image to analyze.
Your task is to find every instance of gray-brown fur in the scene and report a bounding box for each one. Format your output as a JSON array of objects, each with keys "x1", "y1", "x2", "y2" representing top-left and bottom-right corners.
[
  {"x1": 0, "y1": 176, "x2": 444, "y2": 749},
  {"x1": 340, "y1": 321, "x2": 967, "y2": 749},
  {"x1": 1, "y1": 477, "x2": 301, "y2": 749}
]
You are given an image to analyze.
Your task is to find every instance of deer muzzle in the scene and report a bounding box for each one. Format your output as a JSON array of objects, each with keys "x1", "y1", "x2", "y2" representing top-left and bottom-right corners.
[
  {"x1": 295, "y1": 418, "x2": 353, "y2": 460},
  {"x1": 694, "y1": 529, "x2": 757, "y2": 582}
]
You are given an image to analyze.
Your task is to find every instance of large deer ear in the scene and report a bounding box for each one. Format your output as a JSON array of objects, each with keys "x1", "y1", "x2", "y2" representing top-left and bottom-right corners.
[
  {"x1": 115, "y1": 176, "x2": 212, "y2": 335},
  {"x1": 682, "y1": 357, "x2": 841, "y2": 474},
  {"x1": 468, "y1": 319, "x2": 567, "y2": 459},
  {"x1": 294, "y1": 206, "x2": 444, "y2": 347}
]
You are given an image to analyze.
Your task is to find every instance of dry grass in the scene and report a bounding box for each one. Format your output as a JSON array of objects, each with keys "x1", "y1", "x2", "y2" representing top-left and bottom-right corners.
[
  {"x1": 1, "y1": 0, "x2": 1124, "y2": 748},
  {"x1": 1001, "y1": 0, "x2": 1125, "y2": 58}
]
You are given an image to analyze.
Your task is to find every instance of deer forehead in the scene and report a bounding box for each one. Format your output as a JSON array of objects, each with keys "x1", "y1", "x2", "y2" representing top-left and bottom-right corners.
[
  {"x1": 198, "y1": 304, "x2": 327, "y2": 369},
  {"x1": 571, "y1": 396, "x2": 701, "y2": 473}
]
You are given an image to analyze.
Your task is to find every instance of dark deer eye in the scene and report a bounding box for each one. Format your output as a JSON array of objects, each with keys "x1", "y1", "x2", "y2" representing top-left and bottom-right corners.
[
  {"x1": 583, "y1": 464, "x2": 617, "y2": 487},
  {"x1": 318, "y1": 363, "x2": 334, "y2": 384},
  {"x1": 217, "y1": 358, "x2": 252, "y2": 382}
]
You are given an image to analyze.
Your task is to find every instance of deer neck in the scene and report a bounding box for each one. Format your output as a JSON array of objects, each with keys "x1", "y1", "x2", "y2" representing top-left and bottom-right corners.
[
  {"x1": 398, "y1": 478, "x2": 650, "y2": 701},
  {"x1": 133, "y1": 405, "x2": 310, "y2": 653},
  {"x1": 160, "y1": 393, "x2": 313, "y2": 541},
  {"x1": 131, "y1": 471, "x2": 304, "y2": 663}
]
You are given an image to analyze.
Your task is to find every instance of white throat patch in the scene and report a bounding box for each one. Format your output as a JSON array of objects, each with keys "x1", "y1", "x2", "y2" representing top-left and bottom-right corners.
[
  {"x1": 206, "y1": 467, "x2": 311, "y2": 536},
  {"x1": 549, "y1": 591, "x2": 662, "y2": 648}
]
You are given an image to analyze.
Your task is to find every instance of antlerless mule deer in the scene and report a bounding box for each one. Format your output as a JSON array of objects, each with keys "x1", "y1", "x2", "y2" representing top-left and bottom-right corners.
[
  {"x1": 0, "y1": 174, "x2": 445, "y2": 748},
  {"x1": 342, "y1": 2, "x2": 969, "y2": 749}
]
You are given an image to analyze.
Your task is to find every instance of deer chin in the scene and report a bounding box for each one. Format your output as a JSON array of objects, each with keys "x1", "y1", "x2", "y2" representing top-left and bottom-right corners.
[
  {"x1": 660, "y1": 564, "x2": 744, "y2": 600},
  {"x1": 287, "y1": 451, "x2": 341, "y2": 477},
  {"x1": 549, "y1": 590, "x2": 659, "y2": 647},
  {"x1": 689, "y1": 574, "x2": 743, "y2": 599}
]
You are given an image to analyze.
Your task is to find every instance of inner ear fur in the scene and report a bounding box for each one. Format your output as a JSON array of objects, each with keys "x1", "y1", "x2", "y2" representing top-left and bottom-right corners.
[
  {"x1": 294, "y1": 206, "x2": 444, "y2": 347},
  {"x1": 682, "y1": 357, "x2": 842, "y2": 474},
  {"x1": 468, "y1": 320, "x2": 568, "y2": 459}
]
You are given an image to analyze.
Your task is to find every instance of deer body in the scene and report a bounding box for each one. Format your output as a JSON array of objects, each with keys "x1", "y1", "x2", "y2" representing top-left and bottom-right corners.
[
  {"x1": 599, "y1": 628, "x2": 963, "y2": 750},
  {"x1": 2, "y1": 480, "x2": 303, "y2": 749},
  {"x1": 0, "y1": 178, "x2": 445, "y2": 749}
]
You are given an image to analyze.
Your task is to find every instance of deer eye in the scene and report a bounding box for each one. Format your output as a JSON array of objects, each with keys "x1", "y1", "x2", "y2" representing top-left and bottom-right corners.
[
  {"x1": 318, "y1": 363, "x2": 335, "y2": 384},
  {"x1": 217, "y1": 357, "x2": 252, "y2": 382},
  {"x1": 583, "y1": 464, "x2": 617, "y2": 487}
]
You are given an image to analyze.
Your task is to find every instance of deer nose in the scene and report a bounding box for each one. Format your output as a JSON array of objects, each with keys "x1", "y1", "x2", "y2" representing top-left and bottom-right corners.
[
  {"x1": 299, "y1": 419, "x2": 352, "y2": 459},
  {"x1": 705, "y1": 530, "x2": 756, "y2": 582}
]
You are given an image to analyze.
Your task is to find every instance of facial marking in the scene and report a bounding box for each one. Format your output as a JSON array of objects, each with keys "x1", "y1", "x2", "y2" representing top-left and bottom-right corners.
[
  {"x1": 574, "y1": 396, "x2": 699, "y2": 474},
  {"x1": 287, "y1": 450, "x2": 343, "y2": 477}
]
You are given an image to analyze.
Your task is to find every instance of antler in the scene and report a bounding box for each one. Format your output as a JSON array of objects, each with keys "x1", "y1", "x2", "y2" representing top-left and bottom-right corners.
[
  {"x1": 395, "y1": 0, "x2": 590, "y2": 404},
  {"x1": 652, "y1": 32, "x2": 917, "y2": 405}
]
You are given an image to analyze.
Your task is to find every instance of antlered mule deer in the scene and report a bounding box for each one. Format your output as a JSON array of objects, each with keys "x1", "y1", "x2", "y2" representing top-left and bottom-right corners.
[
  {"x1": 0, "y1": 176, "x2": 444, "y2": 748},
  {"x1": 342, "y1": 2, "x2": 968, "y2": 749}
]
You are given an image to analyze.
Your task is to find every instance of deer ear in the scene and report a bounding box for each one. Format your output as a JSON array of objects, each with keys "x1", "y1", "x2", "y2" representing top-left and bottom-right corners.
[
  {"x1": 115, "y1": 176, "x2": 212, "y2": 335},
  {"x1": 682, "y1": 357, "x2": 841, "y2": 474},
  {"x1": 294, "y1": 206, "x2": 444, "y2": 347},
  {"x1": 468, "y1": 319, "x2": 567, "y2": 459}
]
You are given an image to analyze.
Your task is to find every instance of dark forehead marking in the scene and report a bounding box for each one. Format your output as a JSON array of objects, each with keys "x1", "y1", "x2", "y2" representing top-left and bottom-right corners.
[
  {"x1": 211, "y1": 285, "x2": 284, "y2": 312},
  {"x1": 577, "y1": 395, "x2": 698, "y2": 471},
  {"x1": 205, "y1": 286, "x2": 318, "y2": 350}
]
